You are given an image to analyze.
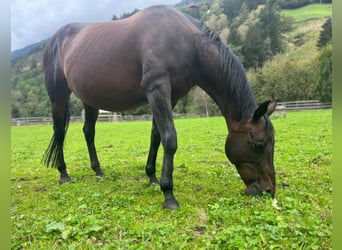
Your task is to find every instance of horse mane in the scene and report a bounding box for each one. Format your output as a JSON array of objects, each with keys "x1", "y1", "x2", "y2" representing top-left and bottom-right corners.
[{"x1": 183, "y1": 13, "x2": 257, "y2": 121}]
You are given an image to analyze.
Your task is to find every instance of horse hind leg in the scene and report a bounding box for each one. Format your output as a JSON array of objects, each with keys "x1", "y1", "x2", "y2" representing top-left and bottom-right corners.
[
  {"x1": 145, "y1": 119, "x2": 161, "y2": 185},
  {"x1": 43, "y1": 98, "x2": 71, "y2": 183},
  {"x1": 83, "y1": 105, "x2": 104, "y2": 176}
]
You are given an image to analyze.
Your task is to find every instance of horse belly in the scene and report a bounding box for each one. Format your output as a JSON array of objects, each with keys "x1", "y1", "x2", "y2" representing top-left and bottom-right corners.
[{"x1": 67, "y1": 70, "x2": 146, "y2": 112}]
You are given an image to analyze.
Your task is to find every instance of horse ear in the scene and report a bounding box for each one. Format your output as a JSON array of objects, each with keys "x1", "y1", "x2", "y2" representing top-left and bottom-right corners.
[
  {"x1": 266, "y1": 100, "x2": 277, "y2": 116},
  {"x1": 253, "y1": 100, "x2": 276, "y2": 121}
]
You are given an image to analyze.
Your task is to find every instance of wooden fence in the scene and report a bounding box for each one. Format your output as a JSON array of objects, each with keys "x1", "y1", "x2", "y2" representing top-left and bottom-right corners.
[
  {"x1": 11, "y1": 100, "x2": 331, "y2": 126},
  {"x1": 276, "y1": 100, "x2": 331, "y2": 111},
  {"x1": 273, "y1": 100, "x2": 331, "y2": 118}
]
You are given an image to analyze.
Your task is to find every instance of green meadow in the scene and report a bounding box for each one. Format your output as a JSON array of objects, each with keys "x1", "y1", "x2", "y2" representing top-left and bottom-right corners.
[
  {"x1": 282, "y1": 3, "x2": 332, "y2": 23},
  {"x1": 11, "y1": 110, "x2": 332, "y2": 249}
]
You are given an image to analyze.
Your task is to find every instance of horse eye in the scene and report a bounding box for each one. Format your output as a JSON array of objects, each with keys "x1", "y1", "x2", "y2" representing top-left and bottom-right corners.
[{"x1": 253, "y1": 142, "x2": 264, "y2": 152}]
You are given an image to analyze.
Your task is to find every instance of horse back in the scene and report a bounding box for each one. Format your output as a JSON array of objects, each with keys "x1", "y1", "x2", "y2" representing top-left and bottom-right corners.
[{"x1": 46, "y1": 5, "x2": 201, "y2": 111}]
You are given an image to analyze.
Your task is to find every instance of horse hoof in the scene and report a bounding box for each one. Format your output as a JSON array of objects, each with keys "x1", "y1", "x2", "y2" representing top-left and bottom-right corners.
[
  {"x1": 59, "y1": 177, "x2": 71, "y2": 184},
  {"x1": 163, "y1": 199, "x2": 179, "y2": 210},
  {"x1": 96, "y1": 171, "x2": 104, "y2": 177},
  {"x1": 149, "y1": 177, "x2": 160, "y2": 186}
]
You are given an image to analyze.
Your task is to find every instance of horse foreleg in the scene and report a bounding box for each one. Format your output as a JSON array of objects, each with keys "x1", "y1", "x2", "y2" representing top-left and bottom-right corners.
[
  {"x1": 83, "y1": 105, "x2": 104, "y2": 177},
  {"x1": 145, "y1": 119, "x2": 161, "y2": 185},
  {"x1": 143, "y1": 75, "x2": 179, "y2": 210}
]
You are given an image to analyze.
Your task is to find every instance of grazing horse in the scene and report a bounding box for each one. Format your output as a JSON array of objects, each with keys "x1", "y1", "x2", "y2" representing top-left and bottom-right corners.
[{"x1": 43, "y1": 5, "x2": 276, "y2": 209}]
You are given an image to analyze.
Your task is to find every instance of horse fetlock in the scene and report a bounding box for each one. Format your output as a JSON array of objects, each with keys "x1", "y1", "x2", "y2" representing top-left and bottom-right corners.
[
  {"x1": 145, "y1": 164, "x2": 156, "y2": 176},
  {"x1": 145, "y1": 165, "x2": 159, "y2": 184},
  {"x1": 160, "y1": 177, "x2": 173, "y2": 191},
  {"x1": 91, "y1": 163, "x2": 103, "y2": 176},
  {"x1": 147, "y1": 173, "x2": 159, "y2": 184}
]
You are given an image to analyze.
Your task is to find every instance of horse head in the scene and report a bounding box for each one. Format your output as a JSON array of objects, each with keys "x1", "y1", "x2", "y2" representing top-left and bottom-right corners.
[{"x1": 225, "y1": 101, "x2": 277, "y2": 197}]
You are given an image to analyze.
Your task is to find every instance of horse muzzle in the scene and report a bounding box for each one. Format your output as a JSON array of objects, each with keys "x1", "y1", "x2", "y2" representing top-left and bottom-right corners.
[{"x1": 245, "y1": 182, "x2": 275, "y2": 198}]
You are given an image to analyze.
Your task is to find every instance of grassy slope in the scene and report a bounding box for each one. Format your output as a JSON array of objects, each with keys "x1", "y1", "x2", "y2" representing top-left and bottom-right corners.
[
  {"x1": 282, "y1": 3, "x2": 332, "y2": 23},
  {"x1": 11, "y1": 110, "x2": 332, "y2": 249},
  {"x1": 247, "y1": 4, "x2": 332, "y2": 82},
  {"x1": 286, "y1": 19, "x2": 325, "y2": 61},
  {"x1": 281, "y1": 4, "x2": 332, "y2": 61}
]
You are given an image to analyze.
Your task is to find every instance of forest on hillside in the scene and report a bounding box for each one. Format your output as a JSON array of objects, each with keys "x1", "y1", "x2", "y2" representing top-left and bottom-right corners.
[{"x1": 11, "y1": 0, "x2": 332, "y2": 118}]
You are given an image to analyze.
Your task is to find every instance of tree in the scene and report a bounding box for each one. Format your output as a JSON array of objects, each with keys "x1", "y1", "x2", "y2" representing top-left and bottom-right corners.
[
  {"x1": 69, "y1": 94, "x2": 84, "y2": 116},
  {"x1": 187, "y1": 87, "x2": 220, "y2": 116},
  {"x1": 222, "y1": 0, "x2": 266, "y2": 21},
  {"x1": 313, "y1": 42, "x2": 332, "y2": 102},
  {"x1": 229, "y1": 1, "x2": 292, "y2": 69},
  {"x1": 11, "y1": 90, "x2": 22, "y2": 118},
  {"x1": 242, "y1": 22, "x2": 272, "y2": 69},
  {"x1": 112, "y1": 14, "x2": 119, "y2": 21},
  {"x1": 251, "y1": 55, "x2": 316, "y2": 102},
  {"x1": 180, "y1": 5, "x2": 202, "y2": 19},
  {"x1": 222, "y1": 0, "x2": 243, "y2": 21},
  {"x1": 173, "y1": 95, "x2": 190, "y2": 114},
  {"x1": 317, "y1": 17, "x2": 332, "y2": 49},
  {"x1": 245, "y1": 0, "x2": 266, "y2": 10},
  {"x1": 120, "y1": 8, "x2": 140, "y2": 19},
  {"x1": 227, "y1": 3, "x2": 252, "y2": 57},
  {"x1": 112, "y1": 8, "x2": 139, "y2": 20},
  {"x1": 259, "y1": 0, "x2": 291, "y2": 55},
  {"x1": 206, "y1": 13, "x2": 230, "y2": 42}
]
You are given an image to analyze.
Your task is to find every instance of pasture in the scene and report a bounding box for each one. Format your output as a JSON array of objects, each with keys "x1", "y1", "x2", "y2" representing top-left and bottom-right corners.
[
  {"x1": 282, "y1": 3, "x2": 332, "y2": 23},
  {"x1": 11, "y1": 110, "x2": 332, "y2": 249}
]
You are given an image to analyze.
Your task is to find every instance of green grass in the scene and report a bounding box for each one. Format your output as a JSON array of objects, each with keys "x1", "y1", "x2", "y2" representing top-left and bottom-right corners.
[
  {"x1": 11, "y1": 110, "x2": 332, "y2": 249},
  {"x1": 282, "y1": 4, "x2": 332, "y2": 24}
]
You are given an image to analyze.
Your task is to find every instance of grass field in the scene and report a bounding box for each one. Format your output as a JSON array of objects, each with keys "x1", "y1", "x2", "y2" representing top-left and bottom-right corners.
[
  {"x1": 282, "y1": 4, "x2": 332, "y2": 23},
  {"x1": 11, "y1": 110, "x2": 332, "y2": 249}
]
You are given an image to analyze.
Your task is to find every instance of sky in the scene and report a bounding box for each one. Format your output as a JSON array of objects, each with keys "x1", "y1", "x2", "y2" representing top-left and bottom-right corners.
[{"x1": 11, "y1": 0, "x2": 180, "y2": 51}]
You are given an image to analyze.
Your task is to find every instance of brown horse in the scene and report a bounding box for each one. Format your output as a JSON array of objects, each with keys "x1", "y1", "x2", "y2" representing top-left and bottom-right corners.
[{"x1": 43, "y1": 5, "x2": 276, "y2": 209}]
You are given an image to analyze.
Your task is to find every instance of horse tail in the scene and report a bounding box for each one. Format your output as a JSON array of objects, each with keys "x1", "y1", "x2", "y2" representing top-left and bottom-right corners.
[
  {"x1": 42, "y1": 100, "x2": 70, "y2": 168},
  {"x1": 42, "y1": 27, "x2": 71, "y2": 169}
]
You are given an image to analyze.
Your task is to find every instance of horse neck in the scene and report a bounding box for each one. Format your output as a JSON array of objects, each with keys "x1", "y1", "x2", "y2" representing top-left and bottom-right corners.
[{"x1": 195, "y1": 43, "x2": 257, "y2": 129}]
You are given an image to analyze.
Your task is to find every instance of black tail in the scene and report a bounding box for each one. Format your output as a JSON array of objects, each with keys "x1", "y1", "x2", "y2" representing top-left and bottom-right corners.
[{"x1": 42, "y1": 100, "x2": 70, "y2": 168}]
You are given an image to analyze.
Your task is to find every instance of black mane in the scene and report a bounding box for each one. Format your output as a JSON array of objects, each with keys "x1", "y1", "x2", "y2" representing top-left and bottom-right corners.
[{"x1": 184, "y1": 13, "x2": 257, "y2": 121}]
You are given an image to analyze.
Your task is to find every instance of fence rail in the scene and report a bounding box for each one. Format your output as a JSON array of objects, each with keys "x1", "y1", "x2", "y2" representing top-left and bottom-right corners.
[
  {"x1": 276, "y1": 100, "x2": 331, "y2": 111},
  {"x1": 11, "y1": 113, "x2": 197, "y2": 126},
  {"x1": 12, "y1": 100, "x2": 331, "y2": 126}
]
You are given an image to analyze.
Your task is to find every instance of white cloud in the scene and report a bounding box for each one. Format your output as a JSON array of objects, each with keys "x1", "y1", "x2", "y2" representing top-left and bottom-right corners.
[{"x1": 11, "y1": 0, "x2": 180, "y2": 51}]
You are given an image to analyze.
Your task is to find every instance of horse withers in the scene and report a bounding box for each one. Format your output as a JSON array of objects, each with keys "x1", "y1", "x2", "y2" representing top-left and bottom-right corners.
[{"x1": 42, "y1": 5, "x2": 276, "y2": 209}]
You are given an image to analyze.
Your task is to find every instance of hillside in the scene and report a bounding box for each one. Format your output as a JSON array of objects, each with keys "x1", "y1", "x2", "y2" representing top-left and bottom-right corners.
[
  {"x1": 282, "y1": 3, "x2": 332, "y2": 24},
  {"x1": 11, "y1": 3, "x2": 332, "y2": 118},
  {"x1": 11, "y1": 39, "x2": 48, "y2": 59},
  {"x1": 286, "y1": 19, "x2": 326, "y2": 60},
  {"x1": 280, "y1": 4, "x2": 331, "y2": 62}
]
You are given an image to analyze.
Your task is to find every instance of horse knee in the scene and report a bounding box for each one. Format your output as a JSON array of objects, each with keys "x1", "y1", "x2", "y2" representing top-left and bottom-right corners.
[{"x1": 163, "y1": 132, "x2": 177, "y2": 155}]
